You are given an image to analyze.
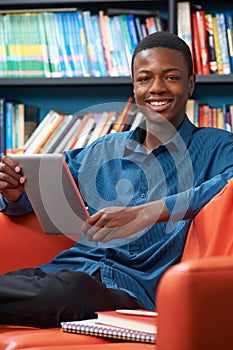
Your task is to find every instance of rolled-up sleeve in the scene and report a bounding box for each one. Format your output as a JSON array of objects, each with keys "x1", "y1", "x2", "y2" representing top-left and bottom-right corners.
[
  {"x1": 165, "y1": 169, "x2": 233, "y2": 221},
  {"x1": 0, "y1": 192, "x2": 33, "y2": 216}
]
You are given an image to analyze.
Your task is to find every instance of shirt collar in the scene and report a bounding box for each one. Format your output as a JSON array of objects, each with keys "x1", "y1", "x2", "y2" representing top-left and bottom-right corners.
[{"x1": 126, "y1": 115, "x2": 195, "y2": 155}]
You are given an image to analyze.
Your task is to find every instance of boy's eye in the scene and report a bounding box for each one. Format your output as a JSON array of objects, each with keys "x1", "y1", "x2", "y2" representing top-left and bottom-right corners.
[
  {"x1": 137, "y1": 76, "x2": 151, "y2": 82},
  {"x1": 166, "y1": 75, "x2": 180, "y2": 81}
]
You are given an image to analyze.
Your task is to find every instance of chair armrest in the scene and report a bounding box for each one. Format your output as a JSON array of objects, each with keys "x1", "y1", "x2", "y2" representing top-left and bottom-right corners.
[
  {"x1": 156, "y1": 256, "x2": 233, "y2": 350},
  {"x1": 0, "y1": 212, "x2": 73, "y2": 274}
]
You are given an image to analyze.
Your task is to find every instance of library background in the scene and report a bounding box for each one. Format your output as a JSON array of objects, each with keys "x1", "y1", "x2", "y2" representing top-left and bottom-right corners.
[{"x1": 0, "y1": 0, "x2": 233, "y2": 156}]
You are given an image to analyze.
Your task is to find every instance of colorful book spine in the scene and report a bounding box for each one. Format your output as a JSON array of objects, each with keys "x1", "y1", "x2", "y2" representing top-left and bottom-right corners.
[
  {"x1": 134, "y1": 17, "x2": 144, "y2": 41},
  {"x1": 119, "y1": 14, "x2": 134, "y2": 70},
  {"x1": 5, "y1": 101, "x2": 14, "y2": 154},
  {"x1": 30, "y1": 13, "x2": 48, "y2": 77},
  {"x1": 145, "y1": 16, "x2": 157, "y2": 34},
  {"x1": 212, "y1": 14, "x2": 223, "y2": 74},
  {"x1": 204, "y1": 13, "x2": 218, "y2": 74},
  {"x1": 28, "y1": 111, "x2": 65, "y2": 154},
  {"x1": 54, "y1": 114, "x2": 84, "y2": 153},
  {"x1": 98, "y1": 11, "x2": 115, "y2": 76},
  {"x1": 71, "y1": 114, "x2": 95, "y2": 149},
  {"x1": 129, "y1": 110, "x2": 145, "y2": 131},
  {"x1": 111, "y1": 97, "x2": 133, "y2": 133},
  {"x1": 85, "y1": 111, "x2": 109, "y2": 145},
  {"x1": 126, "y1": 14, "x2": 139, "y2": 52},
  {"x1": 216, "y1": 107, "x2": 224, "y2": 129},
  {"x1": 68, "y1": 112, "x2": 93, "y2": 150},
  {"x1": 191, "y1": 12, "x2": 203, "y2": 74},
  {"x1": 14, "y1": 102, "x2": 25, "y2": 151},
  {"x1": 3, "y1": 14, "x2": 18, "y2": 77},
  {"x1": 177, "y1": 1, "x2": 193, "y2": 57},
  {"x1": 195, "y1": 10, "x2": 210, "y2": 75},
  {"x1": 41, "y1": 113, "x2": 71, "y2": 153},
  {"x1": 216, "y1": 13, "x2": 231, "y2": 75},
  {"x1": 24, "y1": 109, "x2": 56, "y2": 153},
  {"x1": 0, "y1": 15, "x2": 7, "y2": 77},
  {"x1": 109, "y1": 15, "x2": 130, "y2": 76},
  {"x1": 63, "y1": 12, "x2": 77, "y2": 76},
  {"x1": 82, "y1": 10, "x2": 101, "y2": 77},
  {"x1": 46, "y1": 114, "x2": 80, "y2": 153},
  {"x1": 76, "y1": 10, "x2": 91, "y2": 77},
  {"x1": 37, "y1": 13, "x2": 51, "y2": 77},
  {"x1": 91, "y1": 14, "x2": 108, "y2": 77},
  {"x1": 53, "y1": 12, "x2": 71, "y2": 77},
  {"x1": 68, "y1": 12, "x2": 83, "y2": 77},
  {"x1": 225, "y1": 12, "x2": 233, "y2": 72},
  {"x1": 42, "y1": 12, "x2": 62, "y2": 77}
]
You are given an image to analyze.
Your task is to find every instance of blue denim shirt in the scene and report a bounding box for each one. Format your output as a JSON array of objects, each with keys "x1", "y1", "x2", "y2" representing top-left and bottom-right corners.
[{"x1": 1, "y1": 116, "x2": 233, "y2": 310}]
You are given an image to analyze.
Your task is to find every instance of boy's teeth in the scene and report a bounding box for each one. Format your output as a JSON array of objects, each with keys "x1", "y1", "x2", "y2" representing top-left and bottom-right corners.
[{"x1": 150, "y1": 101, "x2": 167, "y2": 106}]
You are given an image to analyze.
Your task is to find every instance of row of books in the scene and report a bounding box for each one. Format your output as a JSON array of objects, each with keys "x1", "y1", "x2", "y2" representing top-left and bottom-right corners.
[
  {"x1": 177, "y1": 2, "x2": 233, "y2": 75},
  {"x1": 186, "y1": 99, "x2": 233, "y2": 132},
  {"x1": 2, "y1": 97, "x2": 232, "y2": 156},
  {"x1": 4, "y1": 97, "x2": 146, "y2": 155},
  {"x1": 0, "y1": 8, "x2": 167, "y2": 78},
  {"x1": 0, "y1": 98, "x2": 39, "y2": 156}
]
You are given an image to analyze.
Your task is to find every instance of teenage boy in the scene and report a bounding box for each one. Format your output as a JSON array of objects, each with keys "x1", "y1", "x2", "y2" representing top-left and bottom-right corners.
[{"x1": 0, "y1": 31, "x2": 233, "y2": 328}]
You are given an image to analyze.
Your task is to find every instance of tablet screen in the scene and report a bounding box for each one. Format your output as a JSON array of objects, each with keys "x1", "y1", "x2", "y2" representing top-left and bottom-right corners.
[{"x1": 10, "y1": 153, "x2": 90, "y2": 236}]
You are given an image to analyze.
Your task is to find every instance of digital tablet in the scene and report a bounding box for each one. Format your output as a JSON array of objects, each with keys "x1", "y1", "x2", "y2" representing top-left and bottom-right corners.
[{"x1": 10, "y1": 153, "x2": 90, "y2": 235}]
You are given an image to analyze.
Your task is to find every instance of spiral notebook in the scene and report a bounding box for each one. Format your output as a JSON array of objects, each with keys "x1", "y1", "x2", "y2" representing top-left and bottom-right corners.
[{"x1": 61, "y1": 319, "x2": 156, "y2": 344}]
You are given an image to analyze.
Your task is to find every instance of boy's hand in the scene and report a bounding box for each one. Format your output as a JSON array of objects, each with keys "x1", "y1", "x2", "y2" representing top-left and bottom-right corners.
[
  {"x1": 0, "y1": 155, "x2": 26, "y2": 202},
  {"x1": 82, "y1": 205, "x2": 151, "y2": 243}
]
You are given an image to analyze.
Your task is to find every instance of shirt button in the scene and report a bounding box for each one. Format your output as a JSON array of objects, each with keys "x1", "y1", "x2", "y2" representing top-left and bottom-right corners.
[{"x1": 141, "y1": 193, "x2": 146, "y2": 198}]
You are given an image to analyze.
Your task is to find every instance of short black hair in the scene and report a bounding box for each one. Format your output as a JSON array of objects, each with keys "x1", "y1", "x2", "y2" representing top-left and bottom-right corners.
[{"x1": 131, "y1": 31, "x2": 193, "y2": 77}]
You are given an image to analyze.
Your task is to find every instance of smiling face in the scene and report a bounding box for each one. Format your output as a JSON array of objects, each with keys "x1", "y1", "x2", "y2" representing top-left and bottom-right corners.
[{"x1": 132, "y1": 47, "x2": 196, "y2": 131}]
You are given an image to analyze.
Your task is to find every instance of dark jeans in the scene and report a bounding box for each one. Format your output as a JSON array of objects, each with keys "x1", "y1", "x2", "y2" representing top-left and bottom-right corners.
[{"x1": 0, "y1": 268, "x2": 141, "y2": 328}]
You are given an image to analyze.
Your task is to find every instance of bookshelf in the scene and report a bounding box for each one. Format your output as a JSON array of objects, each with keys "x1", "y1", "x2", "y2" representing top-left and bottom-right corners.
[
  {"x1": 0, "y1": 0, "x2": 232, "y2": 137},
  {"x1": 0, "y1": 0, "x2": 171, "y2": 121},
  {"x1": 177, "y1": 0, "x2": 233, "y2": 109}
]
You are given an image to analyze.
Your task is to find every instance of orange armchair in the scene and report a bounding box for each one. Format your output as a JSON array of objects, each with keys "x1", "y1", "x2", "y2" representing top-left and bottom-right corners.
[{"x1": 0, "y1": 178, "x2": 233, "y2": 350}]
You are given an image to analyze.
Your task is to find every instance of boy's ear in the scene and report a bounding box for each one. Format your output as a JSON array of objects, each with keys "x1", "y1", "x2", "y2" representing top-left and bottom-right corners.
[{"x1": 189, "y1": 73, "x2": 196, "y2": 97}]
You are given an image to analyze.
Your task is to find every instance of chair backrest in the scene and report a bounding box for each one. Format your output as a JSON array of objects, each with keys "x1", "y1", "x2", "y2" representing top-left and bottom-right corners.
[{"x1": 181, "y1": 177, "x2": 233, "y2": 261}]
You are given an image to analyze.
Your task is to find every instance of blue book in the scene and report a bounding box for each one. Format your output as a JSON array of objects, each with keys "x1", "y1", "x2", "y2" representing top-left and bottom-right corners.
[
  {"x1": 53, "y1": 12, "x2": 73, "y2": 77},
  {"x1": 216, "y1": 13, "x2": 231, "y2": 75},
  {"x1": 109, "y1": 16, "x2": 130, "y2": 76},
  {"x1": 126, "y1": 14, "x2": 139, "y2": 52},
  {"x1": 76, "y1": 10, "x2": 91, "y2": 77},
  {"x1": 225, "y1": 12, "x2": 233, "y2": 72},
  {"x1": 61, "y1": 12, "x2": 76, "y2": 76},
  {"x1": 5, "y1": 101, "x2": 14, "y2": 153},
  {"x1": 91, "y1": 14, "x2": 108, "y2": 76},
  {"x1": 82, "y1": 10, "x2": 102, "y2": 77},
  {"x1": 67, "y1": 12, "x2": 84, "y2": 77},
  {"x1": 119, "y1": 14, "x2": 133, "y2": 69}
]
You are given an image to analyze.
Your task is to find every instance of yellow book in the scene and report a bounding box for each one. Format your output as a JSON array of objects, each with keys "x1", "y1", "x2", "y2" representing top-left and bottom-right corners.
[
  {"x1": 212, "y1": 15, "x2": 224, "y2": 74},
  {"x1": 217, "y1": 108, "x2": 224, "y2": 130}
]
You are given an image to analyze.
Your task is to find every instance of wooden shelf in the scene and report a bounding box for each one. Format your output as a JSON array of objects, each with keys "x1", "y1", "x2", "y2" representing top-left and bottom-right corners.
[
  {"x1": 1, "y1": 74, "x2": 233, "y2": 87},
  {"x1": 0, "y1": 77, "x2": 131, "y2": 86},
  {"x1": 196, "y1": 74, "x2": 233, "y2": 84}
]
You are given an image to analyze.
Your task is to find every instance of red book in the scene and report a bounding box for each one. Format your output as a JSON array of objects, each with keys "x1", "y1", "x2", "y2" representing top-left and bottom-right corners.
[
  {"x1": 191, "y1": 12, "x2": 203, "y2": 74},
  {"x1": 194, "y1": 10, "x2": 211, "y2": 74},
  {"x1": 95, "y1": 309, "x2": 157, "y2": 334}
]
